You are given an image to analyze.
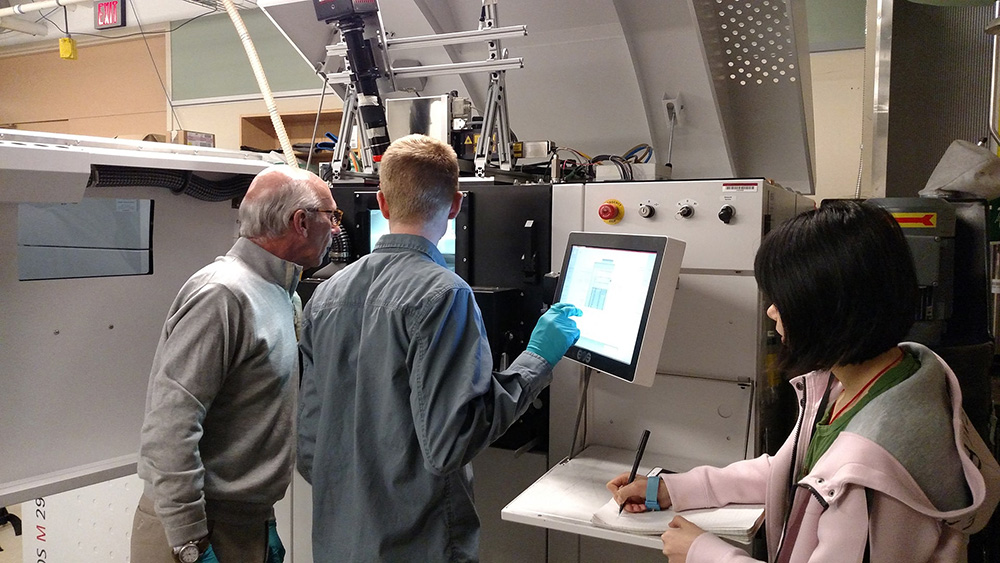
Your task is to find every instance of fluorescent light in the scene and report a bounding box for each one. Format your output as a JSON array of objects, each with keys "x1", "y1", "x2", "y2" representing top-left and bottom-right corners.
[{"x1": 0, "y1": 16, "x2": 48, "y2": 36}]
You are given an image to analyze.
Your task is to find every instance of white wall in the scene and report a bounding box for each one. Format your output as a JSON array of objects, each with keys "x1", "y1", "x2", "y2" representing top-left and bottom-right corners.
[
  {"x1": 172, "y1": 95, "x2": 341, "y2": 152},
  {"x1": 810, "y1": 49, "x2": 866, "y2": 201}
]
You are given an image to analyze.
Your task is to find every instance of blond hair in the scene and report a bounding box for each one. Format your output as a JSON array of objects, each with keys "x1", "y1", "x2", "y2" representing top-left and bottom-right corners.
[{"x1": 378, "y1": 134, "x2": 459, "y2": 224}]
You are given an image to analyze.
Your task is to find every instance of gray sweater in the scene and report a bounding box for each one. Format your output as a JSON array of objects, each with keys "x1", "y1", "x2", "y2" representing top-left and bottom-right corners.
[{"x1": 137, "y1": 237, "x2": 301, "y2": 547}]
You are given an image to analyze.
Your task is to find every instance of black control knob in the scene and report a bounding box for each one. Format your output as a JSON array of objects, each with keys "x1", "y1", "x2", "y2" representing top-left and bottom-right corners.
[
  {"x1": 718, "y1": 205, "x2": 735, "y2": 224},
  {"x1": 677, "y1": 205, "x2": 694, "y2": 218}
]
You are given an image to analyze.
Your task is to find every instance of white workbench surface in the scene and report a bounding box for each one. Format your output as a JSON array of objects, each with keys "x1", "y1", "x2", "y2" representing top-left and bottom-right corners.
[{"x1": 501, "y1": 445, "x2": 670, "y2": 550}]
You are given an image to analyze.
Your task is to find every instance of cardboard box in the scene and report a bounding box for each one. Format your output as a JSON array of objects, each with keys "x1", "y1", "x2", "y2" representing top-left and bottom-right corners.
[
  {"x1": 114, "y1": 133, "x2": 166, "y2": 142},
  {"x1": 171, "y1": 130, "x2": 215, "y2": 148}
]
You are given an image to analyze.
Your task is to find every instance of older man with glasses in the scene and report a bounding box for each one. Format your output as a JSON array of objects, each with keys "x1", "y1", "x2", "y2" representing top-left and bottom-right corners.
[{"x1": 131, "y1": 165, "x2": 338, "y2": 563}]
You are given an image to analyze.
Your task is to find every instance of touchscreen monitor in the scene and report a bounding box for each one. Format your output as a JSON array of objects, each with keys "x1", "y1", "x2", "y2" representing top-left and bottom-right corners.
[{"x1": 554, "y1": 232, "x2": 685, "y2": 386}]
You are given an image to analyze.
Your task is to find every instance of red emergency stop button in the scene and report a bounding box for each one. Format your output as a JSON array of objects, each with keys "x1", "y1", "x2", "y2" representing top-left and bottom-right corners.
[{"x1": 598, "y1": 199, "x2": 624, "y2": 224}]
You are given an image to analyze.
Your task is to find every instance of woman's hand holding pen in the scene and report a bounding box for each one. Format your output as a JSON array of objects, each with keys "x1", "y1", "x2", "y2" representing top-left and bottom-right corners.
[{"x1": 606, "y1": 473, "x2": 672, "y2": 513}]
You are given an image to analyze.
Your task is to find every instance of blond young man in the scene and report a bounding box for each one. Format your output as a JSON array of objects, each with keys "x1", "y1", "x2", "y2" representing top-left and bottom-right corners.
[{"x1": 298, "y1": 135, "x2": 581, "y2": 562}]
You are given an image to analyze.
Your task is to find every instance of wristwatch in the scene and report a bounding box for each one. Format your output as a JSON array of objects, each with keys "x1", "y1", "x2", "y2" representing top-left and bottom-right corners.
[{"x1": 172, "y1": 536, "x2": 210, "y2": 563}]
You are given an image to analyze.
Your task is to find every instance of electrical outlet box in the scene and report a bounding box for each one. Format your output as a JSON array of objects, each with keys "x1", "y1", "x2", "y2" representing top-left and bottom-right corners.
[{"x1": 59, "y1": 37, "x2": 78, "y2": 60}]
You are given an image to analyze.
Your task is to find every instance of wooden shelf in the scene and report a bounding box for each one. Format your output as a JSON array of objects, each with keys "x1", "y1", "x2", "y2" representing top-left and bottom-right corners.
[{"x1": 240, "y1": 110, "x2": 342, "y2": 155}]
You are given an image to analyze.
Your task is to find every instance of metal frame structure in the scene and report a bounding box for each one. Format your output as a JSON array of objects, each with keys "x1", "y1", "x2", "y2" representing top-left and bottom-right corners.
[{"x1": 321, "y1": 0, "x2": 524, "y2": 180}]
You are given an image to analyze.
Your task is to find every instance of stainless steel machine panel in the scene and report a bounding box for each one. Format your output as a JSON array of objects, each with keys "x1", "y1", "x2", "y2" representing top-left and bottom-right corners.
[
  {"x1": 570, "y1": 180, "x2": 784, "y2": 383},
  {"x1": 588, "y1": 373, "x2": 753, "y2": 471},
  {"x1": 550, "y1": 179, "x2": 813, "y2": 466},
  {"x1": 581, "y1": 180, "x2": 768, "y2": 272},
  {"x1": 386, "y1": 95, "x2": 452, "y2": 143},
  {"x1": 659, "y1": 274, "x2": 760, "y2": 382}
]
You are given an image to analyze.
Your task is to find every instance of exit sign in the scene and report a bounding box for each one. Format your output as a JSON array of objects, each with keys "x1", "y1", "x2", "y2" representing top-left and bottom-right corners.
[{"x1": 94, "y1": 0, "x2": 125, "y2": 30}]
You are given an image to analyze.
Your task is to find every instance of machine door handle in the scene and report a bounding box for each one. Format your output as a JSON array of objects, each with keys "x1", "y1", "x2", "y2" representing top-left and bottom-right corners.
[{"x1": 522, "y1": 219, "x2": 539, "y2": 282}]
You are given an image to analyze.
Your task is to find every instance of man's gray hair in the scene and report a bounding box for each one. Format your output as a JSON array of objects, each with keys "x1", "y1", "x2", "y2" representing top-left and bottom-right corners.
[{"x1": 239, "y1": 167, "x2": 324, "y2": 240}]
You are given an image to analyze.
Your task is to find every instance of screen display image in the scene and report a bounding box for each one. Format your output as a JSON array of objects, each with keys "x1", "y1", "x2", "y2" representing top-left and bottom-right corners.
[
  {"x1": 369, "y1": 209, "x2": 457, "y2": 271},
  {"x1": 559, "y1": 246, "x2": 657, "y2": 365}
]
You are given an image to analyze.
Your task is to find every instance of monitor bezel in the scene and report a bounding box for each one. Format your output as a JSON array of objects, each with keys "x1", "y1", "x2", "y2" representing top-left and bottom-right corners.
[
  {"x1": 353, "y1": 190, "x2": 472, "y2": 281},
  {"x1": 553, "y1": 231, "x2": 683, "y2": 386}
]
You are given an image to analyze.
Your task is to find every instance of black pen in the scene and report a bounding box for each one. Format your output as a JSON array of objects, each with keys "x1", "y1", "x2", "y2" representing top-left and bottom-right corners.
[{"x1": 619, "y1": 428, "x2": 651, "y2": 515}]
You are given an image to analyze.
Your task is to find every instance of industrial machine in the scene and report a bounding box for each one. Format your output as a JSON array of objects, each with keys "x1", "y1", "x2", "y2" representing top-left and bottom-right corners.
[
  {"x1": 497, "y1": 179, "x2": 811, "y2": 560},
  {"x1": 870, "y1": 196, "x2": 995, "y2": 448},
  {"x1": 1, "y1": 0, "x2": 819, "y2": 560},
  {"x1": 258, "y1": 0, "x2": 818, "y2": 560},
  {"x1": 297, "y1": 176, "x2": 811, "y2": 561},
  {"x1": 0, "y1": 129, "x2": 281, "y2": 504}
]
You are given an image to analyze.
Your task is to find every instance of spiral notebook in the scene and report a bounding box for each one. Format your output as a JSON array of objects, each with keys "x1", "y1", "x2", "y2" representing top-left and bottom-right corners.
[{"x1": 590, "y1": 499, "x2": 765, "y2": 545}]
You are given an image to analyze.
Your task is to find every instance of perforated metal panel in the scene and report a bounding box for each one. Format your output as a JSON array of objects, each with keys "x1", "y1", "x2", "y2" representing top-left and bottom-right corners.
[
  {"x1": 716, "y1": 0, "x2": 799, "y2": 86},
  {"x1": 689, "y1": 0, "x2": 816, "y2": 193}
]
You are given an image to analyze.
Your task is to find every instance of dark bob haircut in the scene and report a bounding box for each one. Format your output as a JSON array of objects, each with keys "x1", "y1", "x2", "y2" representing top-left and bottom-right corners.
[{"x1": 753, "y1": 199, "x2": 918, "y2": 374}]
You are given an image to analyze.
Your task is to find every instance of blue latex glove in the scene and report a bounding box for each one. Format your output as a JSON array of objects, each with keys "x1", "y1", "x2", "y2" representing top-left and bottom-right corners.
[
  {"x1": 266, "y1": 520, "x2": 286, "y2": 563},
  {"x1": 198, "y1": 544, "x2": 220, "y2": 563},
  {"x1": 526, "y1": 302, "x2": 583, "y2": 366}
]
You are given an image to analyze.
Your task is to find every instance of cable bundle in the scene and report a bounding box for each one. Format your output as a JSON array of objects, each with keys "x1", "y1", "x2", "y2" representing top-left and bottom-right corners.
[
  {"x1": 88, "y1": 165, "x2": 253, "y2": 202},
  {"x1": 553, "y1": 144, "x2": 653, "y2": 182}
]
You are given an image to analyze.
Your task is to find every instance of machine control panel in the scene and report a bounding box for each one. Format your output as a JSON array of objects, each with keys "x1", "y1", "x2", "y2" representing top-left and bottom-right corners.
[{"x1": 576, "y1": 179, "x2": 806, "y2": 272}]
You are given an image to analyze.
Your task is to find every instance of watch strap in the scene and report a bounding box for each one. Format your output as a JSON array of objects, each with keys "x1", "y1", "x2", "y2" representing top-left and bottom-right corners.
[{"x1": 645, "y1": 474, "x2": 661, "y2": 511}]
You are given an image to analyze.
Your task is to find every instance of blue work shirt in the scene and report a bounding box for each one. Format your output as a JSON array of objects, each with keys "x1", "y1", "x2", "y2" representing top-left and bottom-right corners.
[{"x1": 298, "y1": 234, "x2": 552, "y2": 562}]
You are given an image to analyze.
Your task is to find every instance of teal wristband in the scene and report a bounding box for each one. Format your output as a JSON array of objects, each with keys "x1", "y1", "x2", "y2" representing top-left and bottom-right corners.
[{"x1": 645, "y1": 475, "x2": 661, "y2": 511}]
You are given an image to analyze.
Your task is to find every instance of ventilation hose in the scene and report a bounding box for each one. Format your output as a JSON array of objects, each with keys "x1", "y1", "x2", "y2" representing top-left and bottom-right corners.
[{"x1": 221, "y1": 0, "x2": 297, "y2": 167}]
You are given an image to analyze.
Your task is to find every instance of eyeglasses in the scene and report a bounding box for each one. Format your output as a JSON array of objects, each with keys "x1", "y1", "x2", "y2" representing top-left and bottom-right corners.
[{"x1": 306, "y1": 207, "x2": 343, "y2": 227}]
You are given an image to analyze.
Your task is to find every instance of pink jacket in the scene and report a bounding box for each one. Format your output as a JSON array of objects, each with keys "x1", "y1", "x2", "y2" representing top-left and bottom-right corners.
[{"x1": 662, "y1": 343, "x2": 1000, "y2": 563}]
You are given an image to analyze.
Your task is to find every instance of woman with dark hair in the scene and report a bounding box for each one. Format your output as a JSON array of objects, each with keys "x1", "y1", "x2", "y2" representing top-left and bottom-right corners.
[{"x1": 607, "y1": 200, "x2": 1000, "y2": 562}]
